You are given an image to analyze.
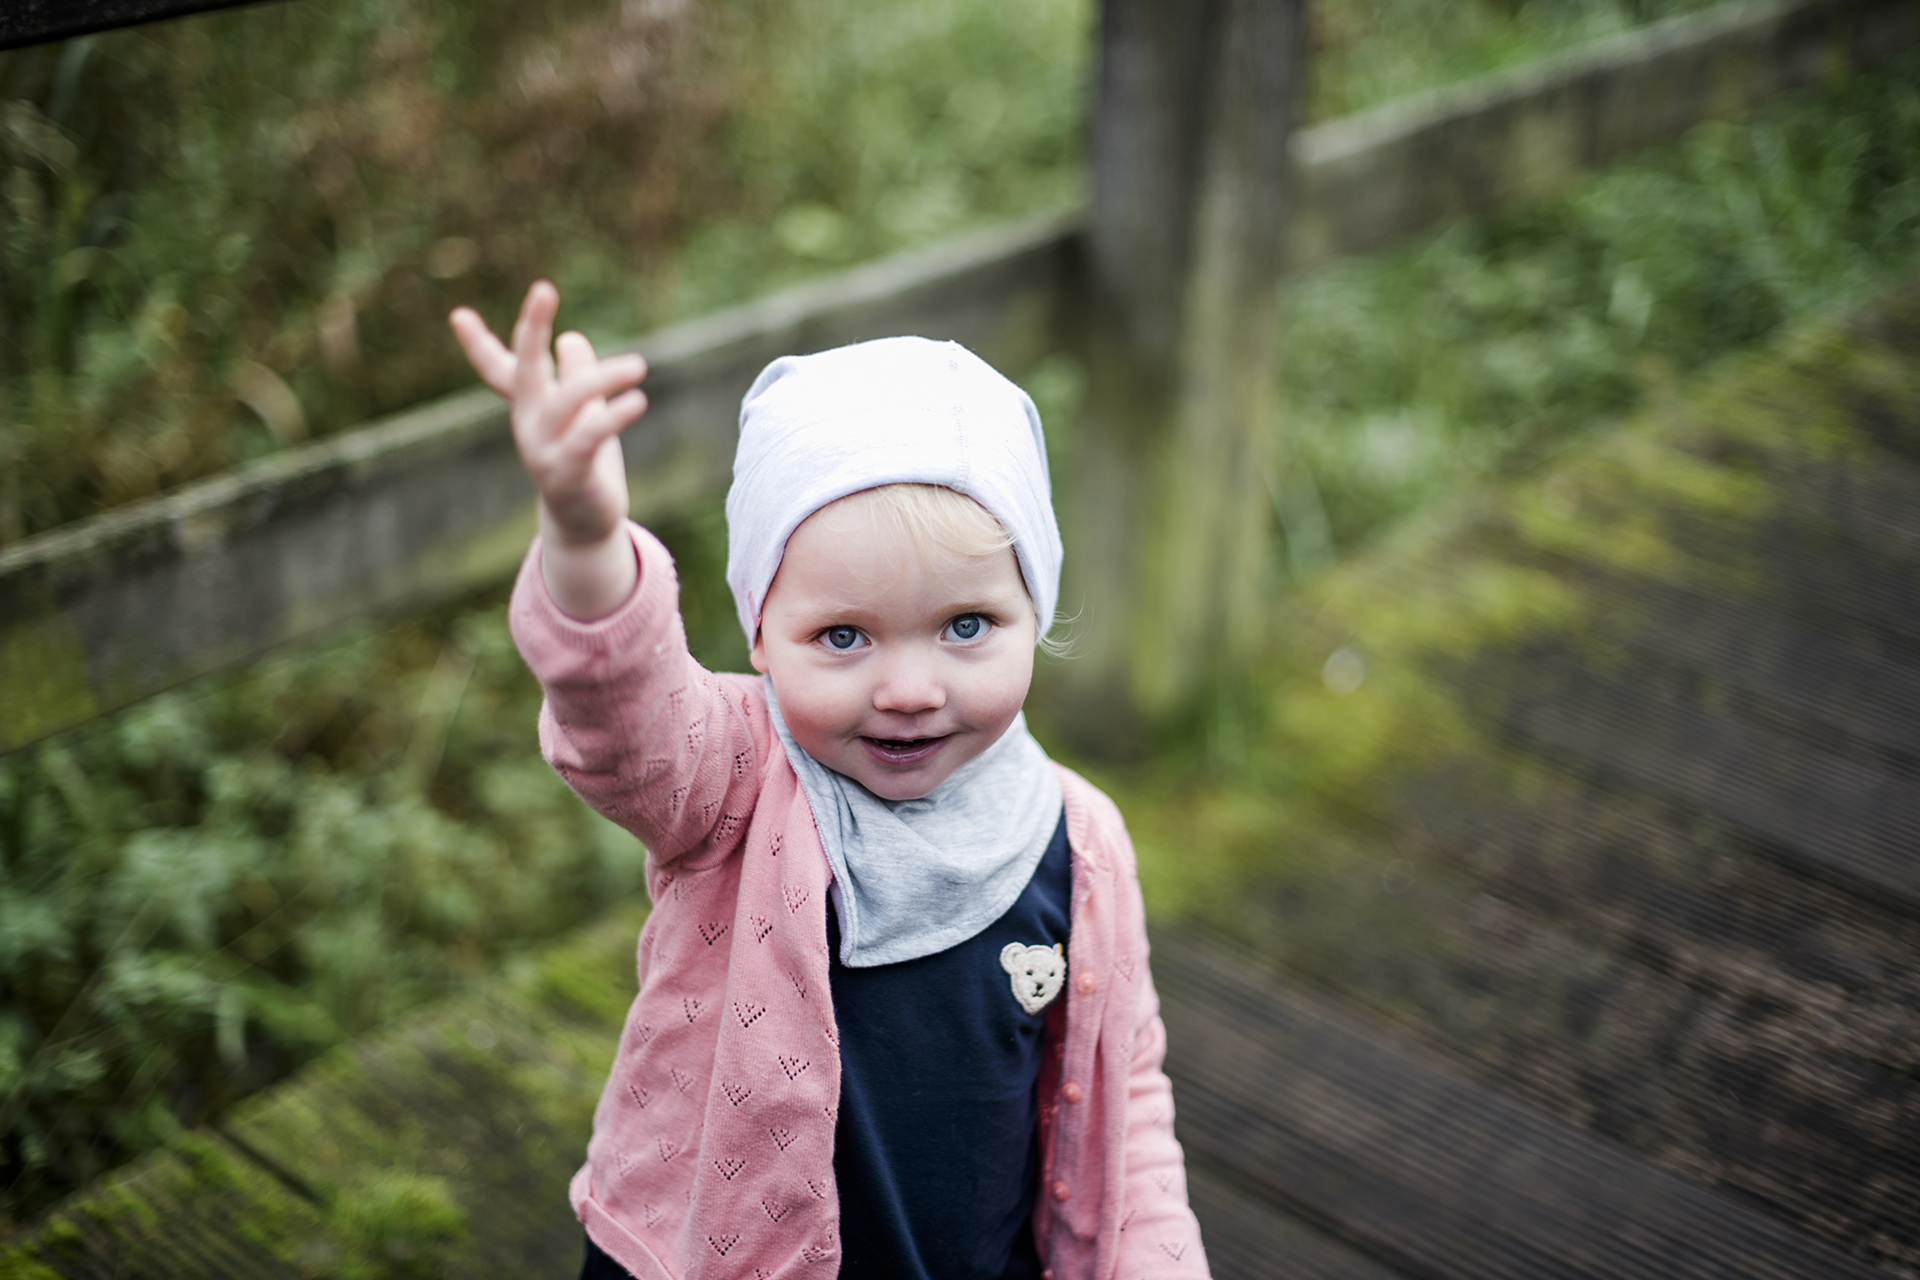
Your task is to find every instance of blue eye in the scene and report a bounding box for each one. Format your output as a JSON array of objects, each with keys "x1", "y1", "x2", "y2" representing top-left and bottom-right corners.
[
  {"x1": 944, "y1": 615, "x2": 986, "y2": 642},
  {"x1": 824, "y1": 626, "x2": 862, "y2": 650}
]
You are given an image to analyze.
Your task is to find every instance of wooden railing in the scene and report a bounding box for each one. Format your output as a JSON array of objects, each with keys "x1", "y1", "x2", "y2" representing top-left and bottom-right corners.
[{"x1": 2, "y1": 0, "x2": 1913, "y2": 754}]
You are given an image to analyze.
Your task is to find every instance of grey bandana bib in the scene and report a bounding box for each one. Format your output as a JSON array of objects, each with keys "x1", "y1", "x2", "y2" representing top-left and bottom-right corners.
[{"x1": 764, "y1": 678, "x2": 1064, "y2": 968}]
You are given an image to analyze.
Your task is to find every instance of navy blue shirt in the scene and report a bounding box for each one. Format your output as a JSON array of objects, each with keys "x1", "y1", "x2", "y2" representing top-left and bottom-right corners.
[{"x1": 829, "y1": 811, "x2": 1073, "y2": 1280}]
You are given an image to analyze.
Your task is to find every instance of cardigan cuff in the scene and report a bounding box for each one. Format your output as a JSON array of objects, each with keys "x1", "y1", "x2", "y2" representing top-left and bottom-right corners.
[{"x1": 510, "y1": 520, "x2": 679, "y2": 658}]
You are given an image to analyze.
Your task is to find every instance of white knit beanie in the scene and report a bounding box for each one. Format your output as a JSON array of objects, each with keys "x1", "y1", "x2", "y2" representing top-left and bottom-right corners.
[{"x1": 725, "y1": 336, "x2": 1062, "y2": 644}]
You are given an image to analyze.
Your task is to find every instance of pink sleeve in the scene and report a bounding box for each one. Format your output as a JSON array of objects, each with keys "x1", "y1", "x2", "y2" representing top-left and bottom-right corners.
[
  {"x1": 1117, "y1": 924, "x2": 1212, "y2": 1275},
  {"x1": 506, "y1": 522, "x2": 765, "y2": 871}
]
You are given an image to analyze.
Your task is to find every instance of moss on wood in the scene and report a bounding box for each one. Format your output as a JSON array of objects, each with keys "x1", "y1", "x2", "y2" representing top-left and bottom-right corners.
[{"x1": 7, "y1": 902, "x2": 646, "y2": 1277}]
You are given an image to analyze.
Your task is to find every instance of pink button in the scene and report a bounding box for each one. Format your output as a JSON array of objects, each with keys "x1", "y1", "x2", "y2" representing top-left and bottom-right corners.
[
  {"x1": 1043, "y1": 1271, "x2": 1055, "y2": 1280},
  {"x1": 1061, "y1": 1082, "x2": 1084, "y2": 1104},
  {"x1": 1075, "y1": 972, "x2": 1097, "y2": 994},
  {"x1": 1051, "y1": 1180, "x2": 1072, "y2": 1203}
]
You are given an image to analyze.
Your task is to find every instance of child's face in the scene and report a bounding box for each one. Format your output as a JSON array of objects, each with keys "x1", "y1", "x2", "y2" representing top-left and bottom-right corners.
[{"x1": 750, "y1": 494, "x2": 1037, "y2": 802}]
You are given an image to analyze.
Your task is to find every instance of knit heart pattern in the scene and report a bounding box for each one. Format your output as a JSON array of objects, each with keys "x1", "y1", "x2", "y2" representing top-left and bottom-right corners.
[{"x1": 999, "y1": 942, "x2": 1067, "y2": 1014}]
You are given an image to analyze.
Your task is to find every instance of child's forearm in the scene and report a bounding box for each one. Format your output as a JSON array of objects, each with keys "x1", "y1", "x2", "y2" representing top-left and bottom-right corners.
[
  {"x1": 511, "y1": 524, "x2": 764, "y2": 869},
  {"x1": 539, "y1": 504, "x2": 640, "y2": 620}
]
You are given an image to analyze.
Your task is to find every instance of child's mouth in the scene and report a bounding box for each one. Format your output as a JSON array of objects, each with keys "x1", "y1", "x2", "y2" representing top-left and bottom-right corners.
[{"x1": 860, "y1": 734, "x2": 949, "y2": 765}]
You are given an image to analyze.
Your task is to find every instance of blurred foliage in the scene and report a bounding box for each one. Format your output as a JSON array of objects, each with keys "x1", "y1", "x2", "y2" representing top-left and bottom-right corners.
[
  {"x1": 660, "y1": 0, "x2": 1089, "y2": 319},
  {"x1": 1309, "y1": 0, "x2": 1720, "y2": 119},
  {"x1": 1269, "y1": 49, "x2": 1920, "y2": 576},
  {"x1": 0, "y1": 0, "x2": 1716, "y2": 546},
  {"x1": 0, "y1": 595, "x2": 646, "y2": 1222},
  {"x1": 0, "y1": 0, "x2": 1091, "y2": 545},
  {"x1": 1, "y1": 0, "x2": 1907, "y2": 1230},
  {"x1": 0, "y1": 0, "x2": 726, "y2": 540}
]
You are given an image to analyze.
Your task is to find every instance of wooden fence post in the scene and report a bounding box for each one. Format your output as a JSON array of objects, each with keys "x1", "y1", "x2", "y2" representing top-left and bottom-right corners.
[{"x1": 1050, "y1": 0, "x2": 1305, "y2": 750}]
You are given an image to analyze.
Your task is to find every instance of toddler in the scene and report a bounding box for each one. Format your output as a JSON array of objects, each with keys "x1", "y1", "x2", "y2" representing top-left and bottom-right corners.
[{"x1": 450, "y1": 284, "x2": 1208, "y2": 1280}]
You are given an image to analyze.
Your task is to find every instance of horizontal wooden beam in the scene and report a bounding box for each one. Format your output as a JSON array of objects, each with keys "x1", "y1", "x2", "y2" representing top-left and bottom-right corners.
[
  {"x1": 3, "y1": 0, "x2": 1912, "y2": 753},
  {"x1": 0, "y1": 0, "x2": 275, "y2": 51},
  {"x1": 1287, "y1": 0, "x2": 1919, "y2": 268}
]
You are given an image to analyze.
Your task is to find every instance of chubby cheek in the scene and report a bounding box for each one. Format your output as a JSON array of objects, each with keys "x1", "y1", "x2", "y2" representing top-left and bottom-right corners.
[
  {"x1": 766, "y1": 663, "x2": 865, "y2": 752},
  {"x1": 964, "y1": 659, "x2": 1033, "y2": 731},
  {"x1": 935, "y1": 652, "x2": 1035, "y2": 765}
]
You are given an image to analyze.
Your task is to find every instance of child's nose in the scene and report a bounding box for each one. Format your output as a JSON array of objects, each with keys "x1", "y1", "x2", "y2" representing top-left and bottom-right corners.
[{"x1": 870, "y1": 651, "x2": 946, "y2": 715}]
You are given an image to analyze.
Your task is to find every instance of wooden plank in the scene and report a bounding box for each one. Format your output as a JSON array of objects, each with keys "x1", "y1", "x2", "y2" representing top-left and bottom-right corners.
[
  {"x1": 6, "y1": 902, "x2": 645, "y2": 1278},
  {"x1": 1484, "y1": 653, "x2": 1920, "y2": 911},
  {"x1": 1640, "y1": 508, "x2": 1920, "y2": 649},
  {"x1": 1186, "y1": 1161, "x2": 1410, "y2": 1280},
  {"x1": 1165, "y1": 285, "x2": 1920, "y2": 1273},
  {"x1": 212, "y1": 906, "x2": 647, "y2": 1278},
  {"x1": 0, "y1": 1131, "x2": 324, "y2": 1279},
  {"x1": 1564, "y1": 573, "x2": 1920, "y2": 766},
  {"x1": 216, "y1": 989, "x2": 607, "y2": 1277},
  {"x1": 1204, "y1": 769, "x2": 1920, "y2": 1270},
  {"x1": 1152, "y1": 928, "x2": 1890, "y2": 1280},
  {"x1": 1389, "y1": 766, "x2": 1920, "y2": 1265},
  {"x1": 1770, "y1": 455, "x2": 1920, "y2": 564},
  {"x1": 1403, "y1": 762, "x2": 1920, "y2": 1019}
]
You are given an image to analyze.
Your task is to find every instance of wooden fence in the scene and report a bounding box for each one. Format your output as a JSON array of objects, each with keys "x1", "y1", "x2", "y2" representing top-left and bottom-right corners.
[{"x1": 2, "y1": 0, "x2": 1914, "y2": 754}]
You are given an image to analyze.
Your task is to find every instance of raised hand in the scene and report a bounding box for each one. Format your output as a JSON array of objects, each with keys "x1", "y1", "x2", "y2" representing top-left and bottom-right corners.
[{"x1": 450, "y1": 282, "x2": 648, "y2": 619}]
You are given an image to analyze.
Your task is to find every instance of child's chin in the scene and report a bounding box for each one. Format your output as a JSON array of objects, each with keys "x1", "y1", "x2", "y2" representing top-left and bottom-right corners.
[{"x1": 850, "y1": 763, "x2": 948, "y2": 802}]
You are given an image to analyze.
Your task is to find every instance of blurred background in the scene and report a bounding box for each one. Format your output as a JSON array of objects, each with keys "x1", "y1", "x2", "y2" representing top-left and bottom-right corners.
[{"x1": 2, "y1": 0, "x2": 1918, "y2": 1260}]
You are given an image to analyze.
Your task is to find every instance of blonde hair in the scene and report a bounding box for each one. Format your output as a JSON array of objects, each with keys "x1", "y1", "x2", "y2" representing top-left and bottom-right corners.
[
  {"x1": 819, "y1": 484, "x2": 1073, "y2": 657},
  {"x1": 840, "y1": 483, "x2": 1013, "y2": 561}
]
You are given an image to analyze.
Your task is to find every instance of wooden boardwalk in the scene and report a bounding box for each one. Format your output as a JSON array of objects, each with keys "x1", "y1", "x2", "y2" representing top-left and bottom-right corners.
[
  {"x1": 8, "y1": 284, "x2": 1918, "y2": 1277},
  {"x1": 1160, "y1": 281, "x2": 1920, "y2": 1277}
]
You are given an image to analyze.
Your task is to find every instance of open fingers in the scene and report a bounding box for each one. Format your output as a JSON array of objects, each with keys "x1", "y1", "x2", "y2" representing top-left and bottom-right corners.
[
  {"x1": 540, "y1": 353, "x2": 648, "y2": 447},
  {"x1": 511, "y1": 281, "x2": 561, "y2": 410},
  {"x1": 448, "y1": 308, "x2": 516, "y2": 397},
  {"x1": 509, "y1": 279, "x2": 555, "y2": 351},
  {"x1": 555, "y1": 330, "x2": 598, "y2": 383},
  {"x1": 570, "y1": 387, "x2": 649, "y2": 451},
  {"x1": 598, "y1": 387, "x2": 649, "y2": 437},
  {"x1": 568, "y1": 388, "x2": 650, "y2": 469}
]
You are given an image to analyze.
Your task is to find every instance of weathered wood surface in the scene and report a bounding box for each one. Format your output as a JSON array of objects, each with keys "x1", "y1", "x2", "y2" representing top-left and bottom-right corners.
[
  {"x1": 1059, "y1": 0, "x2": 1305, "y2": 736},
  {"x1": 8, "y1": 0, "x2": 1913, "y2": 754},
  {"x1": 1156, "y1": 930, "x2": 1887, "y2": 1280},
  {"x1": 1195, "y1": 281, "x2": 1920, "y2": 1274},
  {"x1": 1184, "y1": 1163, "x2": 1405, "y2": 1280},
  {"x1": 4, "y1": 905, "x2": 646, "y2": 1279}
]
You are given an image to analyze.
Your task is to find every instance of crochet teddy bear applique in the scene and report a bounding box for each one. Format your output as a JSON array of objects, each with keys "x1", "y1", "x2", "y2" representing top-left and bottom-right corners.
[{"x1": 1000, "y1": 942, "x2": 1067, "y2": 1015}]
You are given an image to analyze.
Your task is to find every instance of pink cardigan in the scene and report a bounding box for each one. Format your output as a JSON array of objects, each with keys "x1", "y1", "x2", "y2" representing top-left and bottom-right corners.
[{"x1": 509, "y1": 524, "x2": 1210, "y2": 1280}]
